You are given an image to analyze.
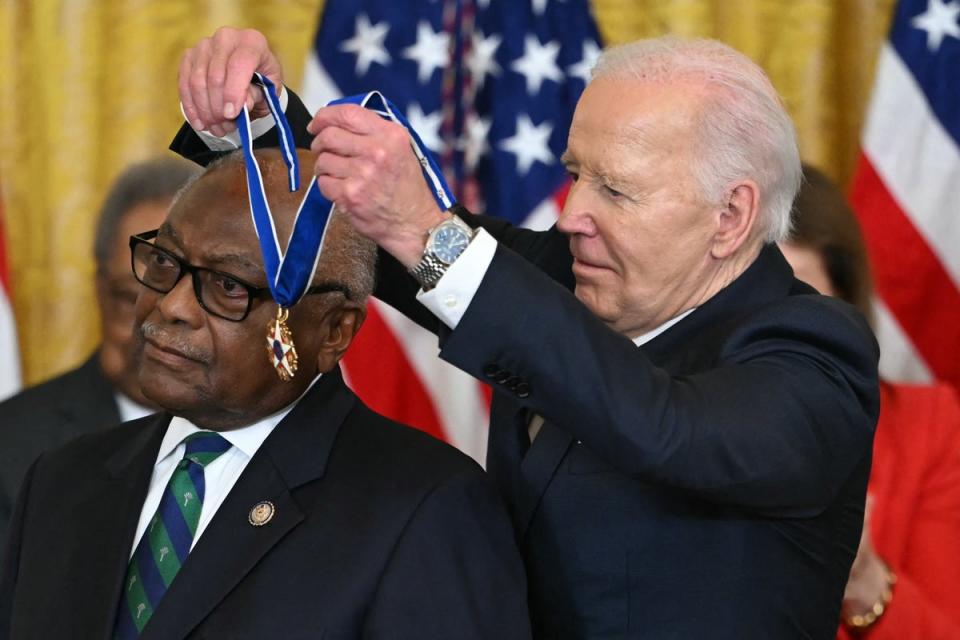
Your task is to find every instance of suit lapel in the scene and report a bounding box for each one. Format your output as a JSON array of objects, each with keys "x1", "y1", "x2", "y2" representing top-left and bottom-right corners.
[
  {"x1": 140, "y1": 368, "x2": 356, "y2": 640},
  {"x1": 65, "y1": 414, "x2": 167, "y2": 639},
  {"x1": 516, "y1": 418, "x2": 573, "y2": 537}
]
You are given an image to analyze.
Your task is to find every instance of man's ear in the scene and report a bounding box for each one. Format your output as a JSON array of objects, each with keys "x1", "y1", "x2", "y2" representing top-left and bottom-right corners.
[
  {"x1": 712, "y1": 179, "x2": 760, "y2": 259},
  {"x1": 314, "y1": 302, "x2": 366, "y2": 374}
]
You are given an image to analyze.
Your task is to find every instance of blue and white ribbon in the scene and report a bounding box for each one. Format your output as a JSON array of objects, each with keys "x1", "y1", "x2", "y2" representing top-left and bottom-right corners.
[{"x1": 235, "y1": 73, "x2": 455, "y2": 308}]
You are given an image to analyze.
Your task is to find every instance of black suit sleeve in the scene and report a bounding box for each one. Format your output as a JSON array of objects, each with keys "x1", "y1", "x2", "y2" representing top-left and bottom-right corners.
[
  {"x1": 0, "y1": 457, "x2": 38, "y2": 638},
  {"x1": 362, "y1": 468, "x2": 532, "y2": 639},
  {"x1": 372, "y1": 203, "x2": 575, "y2": 334},
  {"x1": 437, "y1": 245, "x2": 879, "y2": 517},
  {"x1": 168, "y1": 88, "x2": 316, "y2": 166}
]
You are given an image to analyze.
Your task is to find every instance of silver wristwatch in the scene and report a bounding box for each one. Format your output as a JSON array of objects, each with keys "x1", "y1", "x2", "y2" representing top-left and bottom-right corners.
[{"x1": 409, "y1": 215, "x2": 477, "y2": 290}]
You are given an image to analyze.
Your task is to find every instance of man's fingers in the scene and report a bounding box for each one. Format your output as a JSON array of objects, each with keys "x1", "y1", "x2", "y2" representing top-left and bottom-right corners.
[
  {"x1": 188, "y1": 38, "x2": 216, "y2": 130},
  {"x1": 206, "y1": 37, "x2": 234, "y2": 122},
  {"x1": 315, "y1": 175, "x2": 346, "y2": 208},
  {"x1": 222, "y1": 30, "x2": 277, "y2": 118},
  {"x1": 179, "y1": 48, "x2": 204, "y2": 130},
  {"x1": 308, "y1": 104, "x2": 384, "y2": 136},
  {"x1": 313, "y1": 152, "x2": 353, "y2": 180},
  {"x1": 310, "y1": 125, "x2": 373, "y2": 158}
]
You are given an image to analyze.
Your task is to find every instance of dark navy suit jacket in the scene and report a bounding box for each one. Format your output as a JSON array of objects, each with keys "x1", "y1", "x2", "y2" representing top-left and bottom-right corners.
[
  {"x1": 170, "y1": 94, "x2": 880, "y2": 639},
  {"x1": 0, "y1": 368, "x2": 531, "y2": 639},
  {"x1": 0, "y1": 353, "x2": 123, "y2": 572}
]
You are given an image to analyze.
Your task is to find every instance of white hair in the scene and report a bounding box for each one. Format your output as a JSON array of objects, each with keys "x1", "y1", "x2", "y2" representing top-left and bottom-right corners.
[{"x1": 591, "y1": 37, "x2": 801, "y2": 243}]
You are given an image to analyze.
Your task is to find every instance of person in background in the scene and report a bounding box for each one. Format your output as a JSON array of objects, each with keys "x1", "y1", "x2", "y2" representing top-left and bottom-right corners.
[
  {"x1": 781, "y1": 164, "x2": 960, "y2": 639},
  {"x1": 0, "y1": 149, "x2": 530, "y2": 639},
  {"x1": 0, "y1": 157, "x2": 198, "y2": 569}
]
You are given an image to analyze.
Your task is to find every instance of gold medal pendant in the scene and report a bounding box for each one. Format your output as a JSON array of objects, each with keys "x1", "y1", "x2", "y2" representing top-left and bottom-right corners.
[{"x1": 266, "y1": 307, "x2": 298, "y2": 381}]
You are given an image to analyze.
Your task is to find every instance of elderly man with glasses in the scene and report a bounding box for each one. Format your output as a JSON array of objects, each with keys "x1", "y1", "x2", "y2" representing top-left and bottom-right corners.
[{"x1": 0, "y1": 149, "x2": 531, "y2": 640}]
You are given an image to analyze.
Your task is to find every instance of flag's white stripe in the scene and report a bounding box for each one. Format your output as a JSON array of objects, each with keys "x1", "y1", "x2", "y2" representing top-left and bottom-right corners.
[
  {"x1": 375, "y1": 300, "x2": 490, "y2": 465},
  {"x1": 861, "y1": 43, "x2": 960, "y2": 288},
  {"x1": 522, "y1": 194, "x2": 561, "y2": 230},
  {"x1": 301, "y1": 52, "x2": 343, "y2": 113},
  {"x1": 873, "y1": 297, "x2": 932, "y2": 383},
  {"x1": 0, "y1": 290, "x2": 21, "y2": 401}
]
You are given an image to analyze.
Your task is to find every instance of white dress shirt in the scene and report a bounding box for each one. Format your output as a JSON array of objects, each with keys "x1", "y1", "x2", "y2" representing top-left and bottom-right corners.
[
  {"x1": 183, "y1": 86, "x2": 289, "y2": 152},
  {"x1": 114, "y1": 392, "x2": 154, "y2": 424},
  {"x1": 128, "y1": 374, "x2": 318, "y2": 558}
]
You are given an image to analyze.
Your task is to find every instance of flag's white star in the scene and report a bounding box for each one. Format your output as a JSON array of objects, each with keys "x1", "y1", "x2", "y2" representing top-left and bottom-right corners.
[
  {"x1": 459, "y1": 114, "x2": 492, "y2": 171},
  {"x1": 467, "y1": 31, "x2": 502, "y2": 92},
  {"x1": 339, "y1": 14, "x2": 391, "y2": 75},
  {"x1": 510, "y1": 35, "x2": 563, "y2": 94},
  {"x1": 477, "y1": 0, "x2": 490, "y2": 8},
  {"x1": 567, "y1": 40, "x2": 601, "y2": 85},
  {"x1": 499, "y1": 114, "x2": 554, "y2": 174},
  {"x1": 911, "y1": 0, "x2": 960, "y2": 52},
  {"x1": 402, "y1": 21, "x2": 450, "y2": 84},
  {"x1": 406, "y1": 103, "x2": 444, "y2": 152},
  {"x1": 532, "y1": 0, "x2": 549, "y2": 15}
]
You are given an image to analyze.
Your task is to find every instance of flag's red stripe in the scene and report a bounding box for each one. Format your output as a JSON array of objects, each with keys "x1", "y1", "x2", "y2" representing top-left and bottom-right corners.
[
  {"x1": 342, "y1": 302, "x2": 448, "y2": 442},
  {"x1": 552, "y1": 180, "x2": 570, "y2": 210},
  {"x1": 849, "y1": 153, "x2": 960, "y2": 386}
]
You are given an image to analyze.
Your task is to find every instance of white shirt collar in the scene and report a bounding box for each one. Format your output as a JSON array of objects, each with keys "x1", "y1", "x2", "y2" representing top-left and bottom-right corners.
[
  {"x1": 632, "y1": 308, "x2": 696, "y2": 347},
  {"x1": 153, "y1": 373, "x2": 322, "y2": 465},
  {"x1": 114, "y1": 391, "x2": 154, "y2": 423}
]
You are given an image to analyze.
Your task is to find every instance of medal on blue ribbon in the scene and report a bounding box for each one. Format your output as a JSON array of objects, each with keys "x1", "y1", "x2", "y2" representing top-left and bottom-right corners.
[{"x1": 235, "y1": 74, "x2": 455, "y2": 380}]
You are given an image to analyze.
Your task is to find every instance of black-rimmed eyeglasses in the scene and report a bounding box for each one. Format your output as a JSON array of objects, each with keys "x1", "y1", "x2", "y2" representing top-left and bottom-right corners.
[{"x1": 129, "y1": 229, "x2": 352, "y2": 322}]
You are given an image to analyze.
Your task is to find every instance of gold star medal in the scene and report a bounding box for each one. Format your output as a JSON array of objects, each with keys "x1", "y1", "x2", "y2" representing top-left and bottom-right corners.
[{"x1": 266, "y1": 307, "x2": 298, "y2": 381}]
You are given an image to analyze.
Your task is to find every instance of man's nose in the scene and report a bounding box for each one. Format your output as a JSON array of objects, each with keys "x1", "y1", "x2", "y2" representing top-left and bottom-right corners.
[
  {"x1": 557, "y1": 183, "x2": 598, "y2": 236},
  {"x1": 156, "y1": 273, "x2": 205, "y2": 328}
]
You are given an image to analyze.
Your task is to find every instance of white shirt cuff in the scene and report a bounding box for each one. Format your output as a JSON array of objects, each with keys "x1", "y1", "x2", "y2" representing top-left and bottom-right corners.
[
  {"x1": 417, "y1": 228, "x2": 497, "y2": 329},
  {"x1": 180, "y1": 85, "x2": 290, "y2": 151}
]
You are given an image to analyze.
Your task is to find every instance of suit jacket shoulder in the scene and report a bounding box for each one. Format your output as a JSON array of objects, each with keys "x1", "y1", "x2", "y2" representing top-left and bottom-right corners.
[
  {"x1": 2, "y1": 370, "x2": 530, "y2": 640},
  {"x1": 0, "y1": 353, "x2": 121, "y2": 570}
]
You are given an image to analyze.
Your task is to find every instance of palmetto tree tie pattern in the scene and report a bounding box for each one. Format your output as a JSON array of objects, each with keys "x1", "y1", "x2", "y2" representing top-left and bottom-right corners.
[{"x1": 113, "y1": 431, "x2": 232, "y2": 639}]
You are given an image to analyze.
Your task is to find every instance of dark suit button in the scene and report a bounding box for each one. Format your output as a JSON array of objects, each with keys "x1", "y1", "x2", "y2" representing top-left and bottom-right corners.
[
  {"x1": 495, "y1": 370, "x2": 512, "y2": 385},
  {"x1": 483, "y1": 363, "x2": 501, "y2": 379},
  {"x1": 504, "y1": 376, "x2": 521, "y2": 391},
  {"x1": 515, "y1": 382, "x2": 531, "y2": 398}
]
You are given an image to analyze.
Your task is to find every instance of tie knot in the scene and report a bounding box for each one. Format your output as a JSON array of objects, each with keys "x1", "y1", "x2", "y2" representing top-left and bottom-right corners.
[{"x1": 180, "y1": 431, "x2": 232, "y2": 468}]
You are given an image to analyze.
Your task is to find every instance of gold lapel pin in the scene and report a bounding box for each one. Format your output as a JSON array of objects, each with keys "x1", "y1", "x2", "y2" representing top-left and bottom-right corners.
[{"x1": 248, "y1": 501, "x2": 276, "y2": 527}]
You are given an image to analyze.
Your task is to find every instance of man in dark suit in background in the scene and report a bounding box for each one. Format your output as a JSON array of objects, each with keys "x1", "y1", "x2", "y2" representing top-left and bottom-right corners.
[
  {"x1": 0, "y1": 149, "x2": 530, "y2": 639},
  {"x1": 174, "y1": 30, "x2": 880, "y2": 638},
  {"x1": 0, "y1": 157, "x2": 198, "y2": 569}
]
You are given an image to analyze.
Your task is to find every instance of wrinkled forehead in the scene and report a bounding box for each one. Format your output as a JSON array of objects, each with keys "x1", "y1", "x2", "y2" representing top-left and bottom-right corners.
[{"x1": 158, "y1": 171, "x2": 266, "y2": 279}]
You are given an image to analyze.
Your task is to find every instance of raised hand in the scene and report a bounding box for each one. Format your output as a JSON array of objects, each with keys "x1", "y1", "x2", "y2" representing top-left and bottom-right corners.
[
  {"x1": 308, "y1": 104, "x2": 447, "y2": 267},
  {"x1": 178, "y1": 27, "x2": 283, "y2": 137}
]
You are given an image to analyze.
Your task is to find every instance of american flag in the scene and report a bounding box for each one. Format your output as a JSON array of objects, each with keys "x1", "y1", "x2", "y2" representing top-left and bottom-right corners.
[
  {"x1": 850, "y1": 0, "x2": 960, "y2": 388},
  {"x1": 0, "y1": 185, "x2": 22, "y2": 401},
  {"x1": 301, "y1": 0, "x2": 601, "y2": 461}
]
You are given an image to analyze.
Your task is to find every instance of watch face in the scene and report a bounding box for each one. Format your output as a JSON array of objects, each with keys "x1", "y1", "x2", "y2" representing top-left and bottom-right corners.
[{"x1": 432, "y1": 225, "x2": 471, "y2": 263}]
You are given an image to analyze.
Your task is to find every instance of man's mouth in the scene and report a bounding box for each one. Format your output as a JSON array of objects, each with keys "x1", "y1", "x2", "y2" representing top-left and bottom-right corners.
[{"x1": 140, "y1": 323, "x2": 210, "y2": 366}]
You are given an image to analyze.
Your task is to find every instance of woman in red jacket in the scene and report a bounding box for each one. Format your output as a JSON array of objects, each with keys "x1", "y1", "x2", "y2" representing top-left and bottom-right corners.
[{"x1": 781, "y1": 165, "x2": 960, "y2": 638}]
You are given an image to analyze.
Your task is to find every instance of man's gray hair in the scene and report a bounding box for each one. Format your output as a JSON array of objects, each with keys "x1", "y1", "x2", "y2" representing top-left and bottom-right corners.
[
  {"x1": 94, "y1": 157, "x2": 200, "y2": 267},
  {"x1": 592, "y1": 37, "x2": 801, "y2": 243},
  {"x1": 313, "y1": 212, "x2": 377, "y2": 304}
]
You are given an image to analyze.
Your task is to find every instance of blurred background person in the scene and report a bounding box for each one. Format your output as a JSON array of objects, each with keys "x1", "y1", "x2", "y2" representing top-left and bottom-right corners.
[
  {"x1": 0, "y1": 157, "x2": 198, "y2": 569},
  {"x1": 781, "y1": 164, "x2": 960, "y2": 639}
]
